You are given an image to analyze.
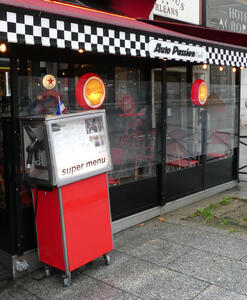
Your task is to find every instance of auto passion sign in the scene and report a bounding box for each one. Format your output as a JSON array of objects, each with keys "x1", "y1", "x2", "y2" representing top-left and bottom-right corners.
[{"x1": 149, "y1": 40, "x2": 208, "y2": 62}]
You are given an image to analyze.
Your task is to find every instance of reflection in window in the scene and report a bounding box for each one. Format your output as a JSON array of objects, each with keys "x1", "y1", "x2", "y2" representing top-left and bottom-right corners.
[
  {"x1": 106, "y1": 67, "x2": 160, "y2": 185},
  {"x1": 166, "y1": 64, "x2": 238, "y2": 173},
  {"x1": 17, "y1": 62, "x2": 161, "y2": 186}
]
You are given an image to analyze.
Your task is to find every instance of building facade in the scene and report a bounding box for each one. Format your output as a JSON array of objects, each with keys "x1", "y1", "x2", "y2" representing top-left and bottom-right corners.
[{"x1": 0, "y1": 0, "x2": 244, "y2": 281}]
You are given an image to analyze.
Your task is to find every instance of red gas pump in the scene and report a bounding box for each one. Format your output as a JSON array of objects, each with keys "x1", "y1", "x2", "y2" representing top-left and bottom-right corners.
[{"x1": 20, "y1": 111, "x2": 113, "y2": 286}]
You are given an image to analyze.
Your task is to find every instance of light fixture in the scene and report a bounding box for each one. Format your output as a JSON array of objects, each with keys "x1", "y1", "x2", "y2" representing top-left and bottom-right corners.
[
  {"x1": 202, "y1": 64, "x2": 208, "y2": 70},
  {"x1": 78, "y1": 48, "x2": 84, "y2": 54},
  {"x1": 163, "y1": 58, "x2": 167, "y2": 62},
  {"x1": 240, "y1": 66, "x2": 245, "y2": 70},
  {"x1": 232, "y1": 67, "x2": 237, "y2": 73},
  {"x1": 62, "y1": 72, "x2": 65, "y2": 76},
  {"x1": 219, "y1": 66, "x2": 224, "y2": 72},
  {"x1": 0, "y1": 43, "x2": 7, "y2": 53}
]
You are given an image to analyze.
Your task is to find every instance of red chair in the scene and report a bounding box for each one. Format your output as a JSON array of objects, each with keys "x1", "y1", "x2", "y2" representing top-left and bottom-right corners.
[
  {"x1": 207, "y1": 131, "x2": 231, "y2": 160},
  {"x1": 166, "y1": 141, "x2": 199, "y2": 170}
]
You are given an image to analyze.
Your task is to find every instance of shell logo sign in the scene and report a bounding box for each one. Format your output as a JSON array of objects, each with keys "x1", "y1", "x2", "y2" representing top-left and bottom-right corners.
[
  {"x1": 75, "y1": 73, "x2": 106, "y2": 109},
  {"x1": 191, "y1": 79, "x2": 208, "y2": 106}
]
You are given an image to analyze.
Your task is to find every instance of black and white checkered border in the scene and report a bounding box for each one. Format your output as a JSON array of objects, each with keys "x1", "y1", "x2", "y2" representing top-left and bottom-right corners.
[
  {"x1": 0, "y1": 11, "x2": 150, "y2": 57},
  {"x1": 207, "y1": 46, "x2": 247, "y2": 67},
  {"x1": 1, "y1": 10, "x2": 247, "y2": 67}
]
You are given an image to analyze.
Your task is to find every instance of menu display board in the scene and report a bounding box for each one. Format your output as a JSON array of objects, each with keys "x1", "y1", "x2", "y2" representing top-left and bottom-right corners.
[{"x1": 48, "y1": 111, "x2": 112, "y2": 186}]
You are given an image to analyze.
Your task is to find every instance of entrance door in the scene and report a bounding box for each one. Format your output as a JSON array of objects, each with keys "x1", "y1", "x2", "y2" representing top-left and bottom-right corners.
[
  {"x1": 0, "y1": 58, "x2": 12, "y2": 283},
  {"x1": 163, "y1": 64, "x2": 238, "y2": 202}
]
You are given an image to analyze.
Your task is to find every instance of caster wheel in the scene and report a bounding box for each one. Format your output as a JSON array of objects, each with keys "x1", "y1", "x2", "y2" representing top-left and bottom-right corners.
[
  {"x1": 45, "y1": 268, "x2": 50, "y2": 277},
  {"x1": 63, "y1": 276, "x2": 71, "y2": 287},
  {"x1": 44, "y1": 266, "x2": 52, "y2": 277},
  {"x1": 103, "y1": 254, "x2": 110, "y2": 266}
]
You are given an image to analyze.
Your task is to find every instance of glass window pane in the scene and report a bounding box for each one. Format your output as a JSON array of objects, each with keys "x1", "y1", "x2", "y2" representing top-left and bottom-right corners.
[
  {"x1": 18, "y1": 62, "x2": 160, "y2": 186},
  {"x1": 165, "y1": 64, "x2": 238, "y2": 174}
]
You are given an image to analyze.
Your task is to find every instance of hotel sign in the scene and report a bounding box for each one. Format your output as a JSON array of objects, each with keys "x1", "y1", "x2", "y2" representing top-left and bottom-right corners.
[
  {"x1": 150, "y1": 0, "x2": 201, "y2": 25},
  {"x1": 206, "y1": 0, "x2": 247, "y2": 33},
  {"x1": 149, "y1": 40, "x2": 208, "y2": 62}
]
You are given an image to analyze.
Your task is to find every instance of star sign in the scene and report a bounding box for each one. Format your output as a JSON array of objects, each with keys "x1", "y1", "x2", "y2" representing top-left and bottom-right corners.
[
  {"x1": 42, "y1": 74, "x2": 56, "y2": 90},
  {"x1": 47, "y1": 77, "x2": 54, "y2": 86}
]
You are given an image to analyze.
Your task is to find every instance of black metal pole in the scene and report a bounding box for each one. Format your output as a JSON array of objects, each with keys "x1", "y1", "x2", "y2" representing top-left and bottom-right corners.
[
  {"x1": 10, "y1": 56, "x2": 23, "y2": 255},
  {"x1": 160, "y1": 61, "x2": 167, "y2": 206},
  {"x1": 236, "y1": 68, "x2": 241, "y2": 182},
  {"x1": 200, "y1": 109, "x2": 208, "y2": 188},
  {"x1": 201, "y1": 0, "x2": 207, "y2": 27}
]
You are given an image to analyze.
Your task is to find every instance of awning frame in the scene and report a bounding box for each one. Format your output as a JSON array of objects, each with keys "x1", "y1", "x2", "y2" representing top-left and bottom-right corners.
[{"x1": 0, "y1": 2, "x2": 247, "y2": 67}]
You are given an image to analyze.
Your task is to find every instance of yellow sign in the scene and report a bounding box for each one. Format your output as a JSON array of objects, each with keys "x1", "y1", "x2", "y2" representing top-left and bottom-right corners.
[
  {"x1": 42, "y1": 74, "x2": 56, "y2": 90},
  {"x1": 191, "y1": 79, "x2": 208, "y2": 106},
  {"x1": 83, "y1": 77, "x2": 105, "y2": 107},
  {"x1": 198, "y1": 82, "x2": 208, "y2": 105}
]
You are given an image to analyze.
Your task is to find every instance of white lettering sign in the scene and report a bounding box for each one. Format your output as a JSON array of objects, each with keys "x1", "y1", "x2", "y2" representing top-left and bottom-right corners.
[
  {"x1": 150, "y1": 0, "x2": 201, "y2": 25},
  {"x1": 207, "y1": 1, "x2": 247, "y2": 34},
  {"x1": 149, "y1": 40, "x2": 208, "y2": 62}
]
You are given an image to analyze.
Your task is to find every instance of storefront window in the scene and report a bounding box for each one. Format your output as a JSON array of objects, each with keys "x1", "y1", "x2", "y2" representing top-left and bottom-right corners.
[
  {"x1": 106, "y1": 67, "x2": 161, "y2": 185},
  {"x1": 165, "y1": 64, "x2": 238, "y2": 174},
  {"x1": 165, "y1": 66, "x2": 199, "y2": 172},
  {"x1": 17, "y1": 61, "x2": 161, "y2": 187},
  {"x1": 205, "y1": 65, "x2": 238, "y2": 162}
]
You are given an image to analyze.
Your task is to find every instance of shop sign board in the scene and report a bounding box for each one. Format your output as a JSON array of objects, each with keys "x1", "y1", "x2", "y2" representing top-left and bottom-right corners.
[
  {"x1": 191, "y1": 79, "x2": 208, "y2": 106},
  {"x1": 42, "y1": 74, "x2": 56, "y2": 90},
  {"x1": 150, "y1": 0, "x2": 201, "y2": 25},
  {"x1": 149, "y1": 40, "x2": 208, "y2": 62},
  {"x1": 21, "y1": 111, "x2": 112, "y2": 187},
  {"x1": 206, "y1": 0, "x2": 247, "y2": 33},
  {"x1": 75, "y1": 73, "x2": 106, "y2": 110}
]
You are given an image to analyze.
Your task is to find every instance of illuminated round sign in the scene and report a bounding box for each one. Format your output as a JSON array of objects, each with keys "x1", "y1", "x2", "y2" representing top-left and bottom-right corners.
[
  {"x1": 42, "y1": 74, "x2": 56, "y2": 90},
  {"x1": 75, "y1": 73, "x2": 106, "y2": 109},
  {"x1": 191, "y1": 79, "x2": 208, "y2": 106}
]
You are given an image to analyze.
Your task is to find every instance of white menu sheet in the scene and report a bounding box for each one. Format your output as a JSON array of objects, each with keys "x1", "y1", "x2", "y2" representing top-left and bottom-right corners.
[{"x1": 50, "y1": 115, "x2": 110, "y2": 183}]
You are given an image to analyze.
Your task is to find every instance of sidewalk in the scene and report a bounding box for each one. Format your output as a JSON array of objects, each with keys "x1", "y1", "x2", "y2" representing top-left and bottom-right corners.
[
  {"x1": 1, "y1": 128, "x2": 247, "y2": 299},
  {"x1": 1, "y1": 183, "x2": 247, "y2": 299}
]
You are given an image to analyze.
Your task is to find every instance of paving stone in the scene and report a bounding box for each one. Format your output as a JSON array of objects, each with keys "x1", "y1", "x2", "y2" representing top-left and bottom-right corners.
[
  {"x1": 114, "y1": 219, "x2": 182, "y2": 249},
  {"x1": 83, "y1": 251, "x2": 208, "y2": 300},
  {"x1": 17, "y1": 269, "x2": 139, "y2": 300},
  {"x1": 0, "y1": 282, "x2": 38, "y2": 300},
  {"x1": 168, "y1": 249, "x2": 247, "y2": 295},
  {"x1": 117, "y1": 237, "x2": 192, "y2": 267},
  {"x1": 63, "y1": 273, "x2": 140, "y2": 300},
  {"x1": 241, "y1": 256, "x2": 247, "y2": 263},
  {"x1": 17, "y1": 270, "x2": 75, "y2": 300},
  {"x1": 166, "y1": 225, "x2": 247, "y2": 259},
  {"x1": 194, "y1": 285, "x2": 247, "y2": 300}
]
